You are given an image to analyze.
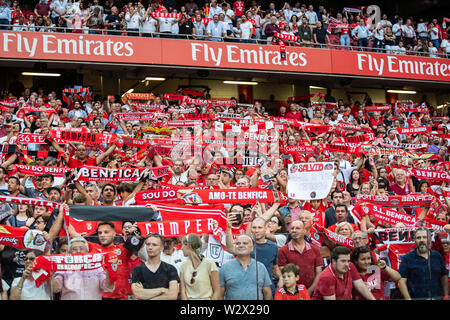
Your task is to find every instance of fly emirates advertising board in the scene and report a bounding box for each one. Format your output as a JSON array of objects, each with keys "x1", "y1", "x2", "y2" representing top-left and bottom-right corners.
[{"x1": 1, "y1": 31, "x2": 449, "y2": 82}]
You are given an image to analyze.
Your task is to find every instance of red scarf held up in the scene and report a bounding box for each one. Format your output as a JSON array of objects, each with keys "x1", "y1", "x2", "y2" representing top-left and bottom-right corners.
[
  {"x1": 315, "y1": 225, "x2": 354, "y2": 249},
  {"x1": 0, "y1": 225, "x2": 48, "y2": 252},
  {"x1": 32, "y1": 252, "x2": 119, "y2": 288},
  {"x1": 73, "y1": 166, "x2": 169, "y2": 183},
  {"x1": 178, "y1": 188, "x2": 288, "y2": 205},
  {"x1": 15, "y1": 164, "x2": 72, "y2": 177},
  {"x1": 137, "y1": 218, "x2": 216, "y2": 238}
]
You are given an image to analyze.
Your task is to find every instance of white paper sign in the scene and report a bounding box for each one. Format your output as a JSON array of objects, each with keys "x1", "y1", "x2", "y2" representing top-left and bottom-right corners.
[{"x1": 287, "y1": 162, "x2": 335, "y2": 200}]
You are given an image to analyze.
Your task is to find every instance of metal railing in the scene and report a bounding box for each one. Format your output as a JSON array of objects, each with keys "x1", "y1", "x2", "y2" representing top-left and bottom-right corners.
[{"x1": 1, "y1": 23, "x2": 448, "y2": 59}]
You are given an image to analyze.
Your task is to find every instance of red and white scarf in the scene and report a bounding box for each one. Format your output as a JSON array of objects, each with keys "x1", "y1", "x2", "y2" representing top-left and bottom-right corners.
[
  {"x1": 15, "y1": 164, "x2": 72, "y2": 177},
  {"x1": 74, "y1": 166, "x2": 169, "y2": 183},
  {"x1": 0, "y1": 225, "x2": 48, "y2": 252}
]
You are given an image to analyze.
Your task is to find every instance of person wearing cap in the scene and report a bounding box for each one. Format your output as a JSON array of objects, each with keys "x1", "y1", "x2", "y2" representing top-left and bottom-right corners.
[
  {"x1": 179, "y1": 234, "x2": 220, "y2": 300},
  {"x1": 219, "y1": 168, "x2": 235, "y2": 188}
]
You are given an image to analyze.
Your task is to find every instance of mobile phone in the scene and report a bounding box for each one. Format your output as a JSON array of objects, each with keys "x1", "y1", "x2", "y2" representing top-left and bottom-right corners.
[{"x1": 232, "y1": 214, "x2": 242, "y2": 225}]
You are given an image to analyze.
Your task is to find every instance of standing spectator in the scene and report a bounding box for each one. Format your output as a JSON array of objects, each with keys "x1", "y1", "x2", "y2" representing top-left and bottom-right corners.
[
  {"x1": 264, "y1": 16, "x2": 280, "y2": 42},
  {"x1": 142, "y1": 7, "x2": 157, "y2": 37},
  {"x1": 417, "y1": 18, "x2": 429, "y2": 44},
  {"x1": 160, "y1": 237, "x2": 187, "y2": 275},
  {"x1": 185, "y1": 0, "x2": 198, "y2": 16},
  {"x1": 208, "y1": 0, "x2": 223, "y2": 19},
  {"x1": 312, "y1": 246, "x2": 376, "y2": 300},
  {"x1": 350, "y1": 246, "x2": 401, "y2": 300},
  {"x1": 392, "y1": 17, "x2": 403, "y2": 45},
  {"x1": 86, "y1": 7, "x2": 103, "y2": 34},
  {"x1": 222, "y1": 2, "x2": 234, "y2": 31},
  {"x1": 239, "y1": 14, "x2": 253, "y2": 43},
  {"x1": 52, "y1": 237, "x2": 115, "y2": 300},
  {"x1": 372, "y1": 23, "x2": 385, "y2": 53},
  {"x1": 298, "y1": 16, "x2": 312, "y2": 46},
  {"x1": 206, "y1": 14, "x2": 226, "y2": 41},
  {"x1": 192, "y1": 14, "x2": 206, "y2": 39},
  {"x1": 49, "y1": 0, "x2": 68, "y2": 26},
  {"x1": 219, "y1": 235, "x2": 273, "y2": 300},
  {"x1": 398, "y1": 227, "x2": 449, "y2": 300},
  {"x1": 248, "y1": 217, "x2": 282, "y2": 293},
  {"x1": 428, "y1": 40, "x2": 438, "y2": 57},
  {"x1": 105, "y1": 6, "x2": 123, "y2": 35},
  {"x1": 401, "y1": 18, "x2": 416, "y2": 48},
  {"x1": 384, "y1": 27, "x2": 397, "y2": 53},
  {"x1": 278, "y1": 220, "x2": 323, "y2": 296},
  {"x1": 179, "y1": 14, "x2": 195, "y2": 39},
  {"x1": 157, "y1": 8, "x2": 178, "y2": 38},
  {"x1": 179, "y1": 234, "x2": 220, "y2": 300},
  {"x1": 0, "y1": 0, "x2": 11, "y2": 30},
  {"x1": 232, "y1": 0, "x2": 245, "y2": 22},
  {"x1": 35, "y1": 0, "x2": 51, "y2": 19},
  {"x1": 351, "y1": 19, "x2": 372, "y2": 50},
  {"x1": 441, "y1": 33, "x2": 450, "y2": 58},
  {"x1": 131, "y1": 233, "x2": 179, "y2": 300},
  {"x1": 338, "y1": 17, "x2": 351, "y2": 47},
  {"x1": 124, "y1": 5, "x2": 143, "y2": 36},
  {"x1": 429, "y1": 22, "x2": 440, "y2": 51},
  {"x1": 304, "y1": 4, "x2": 318, "y2": 29}
]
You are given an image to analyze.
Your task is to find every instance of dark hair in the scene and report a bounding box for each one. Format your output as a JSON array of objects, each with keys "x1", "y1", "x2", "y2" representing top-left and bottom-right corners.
[
  {"x1": 56, "y1": 237, "x2": 68, "y2": 253},
  {"x1": 8, "y1": 176, "x2": 20, "y2": 185},
  {"x1": 282, "y1": 263, "x2": 300, "y2": 276},
  {"x1": 272, "y1": 214, "x2": 288, "y2": 234},
  {"x1": 101, "y1": 183, "x2": 117, "y2": 195},
  {"x1": 97, "y1": 221, "x2": 115, "y2": 231},
  {"x1": 350, "y1": 246, "x2": 375, "y2": 272},
  {"x1": 349, "y1": 169, "x2": 361, "y2": 185},
  {"x1": 41, "y1": 173, "x2": 55, "y2": 183},
  {"x1": 335, "y1": 203, "x2": 348, "y2": 213},
  {"x1": 0, "y1": 167, "x2": 7, "y2": 175},
  {"x1": 117, "y1": 182, "x2": 133, "y2": 194},
  {"x1": 331, "y1": 190, "x2": 344, "y2": 199},
  {"x1": 145, "y1": 232, "x2": 164, "y2": 245},
  {"x1": 330, "y1": 246, "x2": 351, "y2": 262}
]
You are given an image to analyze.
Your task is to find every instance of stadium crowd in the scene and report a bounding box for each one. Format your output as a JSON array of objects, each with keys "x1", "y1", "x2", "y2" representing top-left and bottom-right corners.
[
  {"x1": 0, "y1": 0, "x2": 449, "y2": 57},
  {"x1": 0, "y1": 79, "x2": 449, "y2": 301}
]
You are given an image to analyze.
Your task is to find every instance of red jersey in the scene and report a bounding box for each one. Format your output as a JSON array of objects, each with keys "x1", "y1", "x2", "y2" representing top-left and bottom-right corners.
[
  {"x1": 233, "y1": 1, "x2": 245, "y2": 16},
  {"x1": 274, "y1": 284, "x2": 311, "y2": 300},
  {"x1": 88, "y1": 241, "x2": 134, "y2": 299},
  {"x1": 68, "y1": 156, "x2": 97, "y2": 168},
  {"x1": 302, "y1": 201, "x2": 327, "y2": 227},
  {"x1": 352, "y1": 269, "x2": 391, "y2": 300}
]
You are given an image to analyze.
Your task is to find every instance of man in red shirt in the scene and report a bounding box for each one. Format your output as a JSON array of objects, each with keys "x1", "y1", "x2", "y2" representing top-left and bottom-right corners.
[
  {"x1": 278, "y1": 220, "x2": 323, "y2": 296},
  {"x1": 312, "y1": 246, "x2": 376, "y2": 300},
  {"x1": 51, "y1": 139, "x2": 117, "y2": 168},
  {"x1": 285, "y1": 103, "x2": 304, "y2": 122},
  {"x1": 232, "y1": 0, "x2": 245, "y2": 19}
]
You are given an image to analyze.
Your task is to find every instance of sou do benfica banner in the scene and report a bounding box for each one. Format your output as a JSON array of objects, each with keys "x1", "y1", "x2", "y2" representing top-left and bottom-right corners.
[
  {"x1": 287, "y1": 162, "x2": 335, "y2": 200},
  {"x1": 15, "y1": 164, "x2": 72, "y2": 177}
]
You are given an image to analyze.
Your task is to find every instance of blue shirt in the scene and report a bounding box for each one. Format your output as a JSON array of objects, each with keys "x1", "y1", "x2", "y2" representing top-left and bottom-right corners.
[
  {"x1": 399, "y1": 249, "x2": 447, "y2": 299},
  {"x1": 0, "y1": 5, "x2": 11, "y2": 21},
  {"x1": 250, "y1": 240, "x2": 279, "y2": 289},
  {"x1": 351, "y1": 25, "x2": 371, "y2": 39},
  {"x1": 206, "y1": 21, "x2": 226, "y2": 38},
  {"x1": 219, "y1": 258, "x2": 272, "y2": 300}
]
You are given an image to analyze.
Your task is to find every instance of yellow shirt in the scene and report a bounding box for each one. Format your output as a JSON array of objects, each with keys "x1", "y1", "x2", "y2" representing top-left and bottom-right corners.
[{"x1": 180, "y1": 258, "x2": 218, "y2": 300}]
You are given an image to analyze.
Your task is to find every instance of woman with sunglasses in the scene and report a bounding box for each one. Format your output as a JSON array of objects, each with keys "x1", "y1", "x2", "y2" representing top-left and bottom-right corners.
[
  {"x1": 265, "y1": 214, "x2": 288, "y2": 248},
  {"x1": 10, "y1": 250, "x2": 51, "y2": 300},
  {"x1": 179, "y1": 234, "x2": 220, "y2": 300}
]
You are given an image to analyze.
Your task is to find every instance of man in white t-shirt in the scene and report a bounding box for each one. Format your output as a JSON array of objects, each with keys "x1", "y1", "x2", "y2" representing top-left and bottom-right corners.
[
  {"x1": 159, "y1": 237, "x2": 188, "y2": 275},
  {"x1": 125, "y1": 5, "x2": 142, "y2": 36},
  {"x1": 158, "y1": 8, "x2": 178, "y2": 37},
  {"x1": 239, "y1": 14, "x2": 253, "y2": 42}
]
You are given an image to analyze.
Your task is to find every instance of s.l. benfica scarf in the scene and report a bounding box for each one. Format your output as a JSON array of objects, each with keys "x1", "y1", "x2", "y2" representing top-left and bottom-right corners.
[
  {"x1": 73, "y1": 166, "x2": 169, "y2": 183},
  {"x1": 406, "y1": 168, "x2": 450, "y2": 183},
  {"x1": 131, "y1": 103, "x2": 164, "y2": 112},
  {"x1": 32, "y1": 251, "x2": 119, "y2": 288},
  {"x1": 364, "y1": 105, "x2": 391, "y2": 112},
  {"x1": 178, "y1": 188, "x2": 288, "y2": 205},
  {"x1": 115, "y1": 112, "x2": 155, "y2": 122},
  {"x1": 395, "y1": 126, "x2": 431, "y2": 135},
  {"x1": 315, "y1": 225, "x2": 354, "y2": 249},
  {"x1": 353, "y1": 203, "x2": 417, "y2": 226},
  {"x1": 0, "y1": 225, "x2": 47, "y2": 252},
  {"x1": 355, "y1": 193, "x2": 434, "y2": 208},
  {"x1": 0, "y1": 194, "x2": 61, "y2": 209},
  {"x1": 336, "y1": 122, "x2": 373, "y2": 133},
  {"x1": 15, "y1": 164, "x2": 71, "y2": 177},
  {"x1": 121, "y1": 92, "x2": 154, "y2": 104},
  {"x1": 341, "y1": 133, "x2": 374, "y2": 144}
]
